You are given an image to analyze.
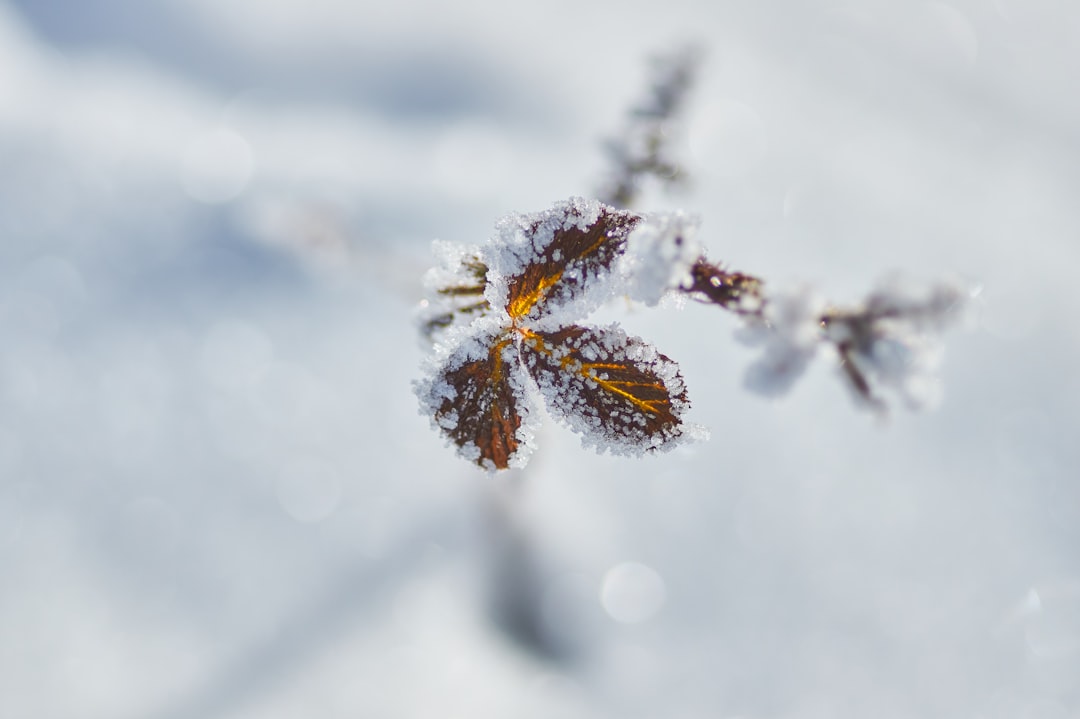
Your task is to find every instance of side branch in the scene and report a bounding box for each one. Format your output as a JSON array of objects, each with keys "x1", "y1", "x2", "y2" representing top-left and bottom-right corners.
[{"x1": 675, "y1": 256, "x2": 968, "y2": 414}]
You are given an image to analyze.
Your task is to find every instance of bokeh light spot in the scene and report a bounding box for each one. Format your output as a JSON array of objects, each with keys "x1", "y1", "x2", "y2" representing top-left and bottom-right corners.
[{"x1": 600, "y1": 562, "x2": 667, "y2": 624}]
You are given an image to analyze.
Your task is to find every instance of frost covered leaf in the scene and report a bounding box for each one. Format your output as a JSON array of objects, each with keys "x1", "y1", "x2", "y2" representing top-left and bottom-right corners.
[
  {"x1": 417, "y1": 241, "x2": 492, "y2": 342},
  {"x1": 494, "y1": 198, "x2": 641, "y2": 323},
  {"x1": 520, "y1": 324, "x2": 691, "y2": 455},
  {"x1": 417, "y1": 329, "x2": 536, "y2": 471}
]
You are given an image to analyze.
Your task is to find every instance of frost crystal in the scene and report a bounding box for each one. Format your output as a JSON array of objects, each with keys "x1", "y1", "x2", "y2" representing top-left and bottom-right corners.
[{"x1": 415, "y1": 197, "x2": 699, "y2": 471}]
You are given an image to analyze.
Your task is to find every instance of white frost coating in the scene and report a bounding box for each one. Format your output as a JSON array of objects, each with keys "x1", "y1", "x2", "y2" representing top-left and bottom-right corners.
[
  {"x1": 620, "y1": 211, "x2": 703, "y2": 306},
  {"x1": 422, "y1": 239, "x2": 482, "y2": 294},
  {"x1": 742, "y1": 284, "x2": 827, "y2": 397},
  {"x1": 503, "y1": 355, "x2": 542, "y2": 470}
]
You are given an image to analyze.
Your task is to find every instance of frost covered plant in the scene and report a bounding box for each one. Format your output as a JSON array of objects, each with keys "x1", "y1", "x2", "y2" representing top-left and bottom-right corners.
[
  {"x1": 415, "y1": 198, "x2": 700, "y2": 471},
  {"x1": 415, "y1": 46, "x2": 971, "y2": 472}
]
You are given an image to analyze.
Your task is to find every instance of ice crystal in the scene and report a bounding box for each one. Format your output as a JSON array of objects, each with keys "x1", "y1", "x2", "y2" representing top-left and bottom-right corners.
[{"x1": 415, "y1": 198, "x2": 699, "y2": 471}]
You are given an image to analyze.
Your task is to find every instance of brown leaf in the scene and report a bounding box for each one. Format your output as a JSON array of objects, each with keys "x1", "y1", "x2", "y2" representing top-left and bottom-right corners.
[
  {"x1": 504, "y1": 205, "x2": 641, "y2": 321},
  {"x1": 519, "y1": 324, "x2": 688, "y2": 454},
  {"x1": 433, "y1": 335, "x2": 529, "y2": 470}
]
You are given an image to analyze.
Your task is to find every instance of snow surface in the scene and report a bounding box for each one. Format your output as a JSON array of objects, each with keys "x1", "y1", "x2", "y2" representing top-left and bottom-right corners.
[{"x1": 3, "y1": 0, "x2": 1080, "y2": 718}]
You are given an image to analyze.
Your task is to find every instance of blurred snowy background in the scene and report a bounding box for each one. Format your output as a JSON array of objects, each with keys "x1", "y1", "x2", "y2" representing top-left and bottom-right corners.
[{"x1": 2, "y1": 0, "x2": 1080, "y2": 717}]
